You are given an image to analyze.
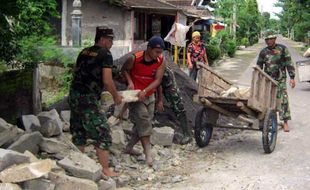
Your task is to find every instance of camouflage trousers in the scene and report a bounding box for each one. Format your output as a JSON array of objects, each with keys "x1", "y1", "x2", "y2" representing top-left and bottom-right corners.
[
  {"x1": 163, "y1": 87, "x2": 185, "y2": 117},
  {"x1": 164, "y1": 87, "x2": 192, "y2": 138},
  {"x1": 69, "y1": 90, "x2": 111, "y2": 150},
  {"x1": 276, "y1": 80, "x2": 291, "y2": 121}
]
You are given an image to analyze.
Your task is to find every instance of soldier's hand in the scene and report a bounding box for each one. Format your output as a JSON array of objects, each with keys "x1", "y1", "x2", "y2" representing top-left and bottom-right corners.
[
  {"x1": 156, "y1": 101, "x2": 164, "y2": 112},
  {"x1": 137, "y1": 90, "x2": 146, "y2": 102},
  {"x1": 289, "y1": 79, "x2": 296, "y2": 89},
  {"x1": 114, "y1": 94, "x2": 123, "y2": 105},
  {"x1": 127, "y1": 83, "x2": 134, "y2": 90}
]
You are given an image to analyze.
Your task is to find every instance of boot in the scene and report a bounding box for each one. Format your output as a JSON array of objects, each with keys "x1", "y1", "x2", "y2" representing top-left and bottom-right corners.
[{"x1": 177, "y1": 113, "x2": 192, "y2": 145}]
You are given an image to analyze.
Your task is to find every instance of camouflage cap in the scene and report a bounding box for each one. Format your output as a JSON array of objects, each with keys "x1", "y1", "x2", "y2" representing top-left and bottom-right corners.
[{"x1": 264, "y1": 30, "x2": 277, "y2": 40}]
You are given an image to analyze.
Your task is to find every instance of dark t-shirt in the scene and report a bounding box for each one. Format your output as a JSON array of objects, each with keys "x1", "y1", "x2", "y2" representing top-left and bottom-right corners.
[{"x1": 71, "y1": 45, "x2": 113, "y2": 98}]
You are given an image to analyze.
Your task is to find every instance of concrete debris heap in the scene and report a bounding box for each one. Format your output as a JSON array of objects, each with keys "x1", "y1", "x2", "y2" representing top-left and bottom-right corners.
[{"x1": 0, "y1": 105, "x2": 198, "y2": 189}]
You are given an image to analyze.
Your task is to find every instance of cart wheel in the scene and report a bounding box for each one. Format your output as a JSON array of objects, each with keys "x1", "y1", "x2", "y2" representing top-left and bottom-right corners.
[
  {"x1": 262, "y1": 108, "x2": 278, "y2": 153},
  {"x1": 195, "y1": 108, "x2": 213, "y2": 147}
]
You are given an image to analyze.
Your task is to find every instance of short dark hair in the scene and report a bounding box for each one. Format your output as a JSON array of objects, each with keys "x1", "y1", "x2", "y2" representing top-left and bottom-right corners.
[{"x1": 95, "y1": 26, "x2": 114, "y2": 43}]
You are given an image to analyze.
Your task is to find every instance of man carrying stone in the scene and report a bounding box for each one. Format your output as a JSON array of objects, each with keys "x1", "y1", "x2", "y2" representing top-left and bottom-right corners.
[
  {"x1": 257, "y1": 30, "x2": 296, "y2": 132},
  {"x1": 122, "y1": 36, "x2": 165, "y2": 166},
  {"x1": 69, "y1": 26, "x2": 122, "y2": 177}
]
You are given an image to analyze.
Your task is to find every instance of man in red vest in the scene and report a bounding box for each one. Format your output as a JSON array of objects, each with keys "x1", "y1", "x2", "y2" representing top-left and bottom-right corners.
[{"x1": 122, "y1": 36, "x2": 165, "y2": 166}]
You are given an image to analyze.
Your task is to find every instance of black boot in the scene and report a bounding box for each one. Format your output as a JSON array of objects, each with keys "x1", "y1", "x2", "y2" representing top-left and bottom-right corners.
[{"x1": 177, "y1": 113, "x2": 192, "y2": 144}]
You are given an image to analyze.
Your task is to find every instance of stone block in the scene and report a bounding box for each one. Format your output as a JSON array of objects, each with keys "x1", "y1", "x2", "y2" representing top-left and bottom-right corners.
[
  {"x1": 98, "y1": 178, "x2": 116, "y2": 190},
  {"x1": 60, "y1": 110, "x2": 70, "y2": 132},
  {"x1": 23, "y1": 178, "x2": 55, "y2": 190},
  {"x1": 58, "y1": 152, "x2": 102, "y2": 181},
  {"x1": 0, "y1": 159, "x2": 53, "y2": 183},
  {"x1": 8, "y1": 131, "x2": 43, "y2": 154},
  {"x1": 0, "y1": 118, "x2": 20, "y2": 147},
  {"x1": 0, "y1": 183, "x2": 22, "y2": 190},
  {"x1": 38, "y1": 109, "x2": 63, "y2": 137},
  {"x1": 111, "y1": 128, "x2": 126, "y2": 148},
  {"x1": 150, "y1": 127, "x2": 175, "y2": 146},
  {"x1": 0, "y1": 149, "x2": 30, "y2": 171},
  {"x1": 21, "y1": 115, "x2": 41, "y2": 133},
  {"x1": 39, "y1": 138, "x2": 71, "y2": 154},
  {"x1": 48, "y1": 172, "x2": 98, "y2": 190}
]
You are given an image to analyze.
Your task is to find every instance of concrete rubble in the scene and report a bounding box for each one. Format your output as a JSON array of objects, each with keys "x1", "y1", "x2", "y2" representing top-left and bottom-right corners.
[
  {"x1": 8, "y1": 131, "x2": 43, "y2": 154},
  {"x1": 0, "y1": 159, "x2": 53, "y2": 183},
  {"x1": 48, "y1": 172, "x2": 98, "y2": 190},
  {"x1": 57, "y1": 152, "x2": 102, "y2": 181},
  {"x1": 0, "y1": 183, "x2": 22, "y2": 190},
  {"x1": 21, "y1": 115, "x2": 41, "y2": 133},
  {"x1": 37, "y1": 109, "x2": 63, "y2": 137},
  {"x1": 0, "y1": 118, "x2": 20, "y2": 147},
  {"x1": 151, "y1": 127, "x2": 175, "y2": 146}
]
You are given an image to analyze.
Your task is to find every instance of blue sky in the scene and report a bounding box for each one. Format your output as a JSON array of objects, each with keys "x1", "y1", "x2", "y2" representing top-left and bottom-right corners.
[{"x1": 257, "y1": 0, "x2": 282, "y2": 19}]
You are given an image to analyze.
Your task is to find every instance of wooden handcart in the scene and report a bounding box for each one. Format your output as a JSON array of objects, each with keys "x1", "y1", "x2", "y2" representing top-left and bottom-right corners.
[
  {"x1": 194, "y1": 64, "x2": 278, "y2": 153},
  {"x1": 296, "y1": 59, "x2": 310, "y2": 83}
]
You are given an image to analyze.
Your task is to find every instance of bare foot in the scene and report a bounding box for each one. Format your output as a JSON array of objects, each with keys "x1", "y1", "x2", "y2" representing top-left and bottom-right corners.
[
  {"x1": 146, "y1": 155, "x2": 153, "y2": 167},
  {"x1": 102, "y1": 168, "x2": 118, "y2": 177},
  {"x1": 283, "y1": 122, "x2": 290, "y2": 132},
  {"x1": 123, "y1": 148, "x2": 142, "y2": 156}
]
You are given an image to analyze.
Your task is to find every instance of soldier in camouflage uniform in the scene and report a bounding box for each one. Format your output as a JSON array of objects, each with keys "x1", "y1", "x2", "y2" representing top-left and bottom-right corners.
[
  {"x1": 69, "y1": 26, "x2": 122, "y2": 177},
  {"x1": 156, "y1": 66, "x2": 192, "y2": 144},
  {"x1": 257, "y1": 30, "x2": 296, "y2": 132}
]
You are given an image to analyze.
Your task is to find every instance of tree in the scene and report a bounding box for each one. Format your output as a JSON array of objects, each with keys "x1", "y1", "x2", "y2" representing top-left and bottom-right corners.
[
  {"x1": 214, "y1": 0, "x2": 261, "y2": 45},
  {"x1": 0, "y1": 0, "x2": 59, "y2": 65},
  {"x1": 276, "y1": 0, "x2": 310, "y2": 41},
  {"x1": 261, "y1": 12, "x2": 271, "y2": 30}
]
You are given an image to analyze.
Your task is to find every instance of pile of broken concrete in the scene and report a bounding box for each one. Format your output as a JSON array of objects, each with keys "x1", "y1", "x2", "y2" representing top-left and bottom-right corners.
[{"x1": 0, "y1": 107, "x2": 195, "y2": 190}]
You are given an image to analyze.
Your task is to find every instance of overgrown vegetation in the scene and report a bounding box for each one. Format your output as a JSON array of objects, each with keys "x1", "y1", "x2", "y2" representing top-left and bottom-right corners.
[
  {"x1": 275, "y1": 0, "x2": 310, "y2": 42},
  {"x1": 0, "y1": 0, "x2": 77, "y2": 106}
]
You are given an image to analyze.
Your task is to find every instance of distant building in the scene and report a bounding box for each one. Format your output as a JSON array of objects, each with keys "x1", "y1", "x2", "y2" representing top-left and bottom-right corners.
[{"x1": 52, "y1": 0, "x2": 215, "y2": 59}]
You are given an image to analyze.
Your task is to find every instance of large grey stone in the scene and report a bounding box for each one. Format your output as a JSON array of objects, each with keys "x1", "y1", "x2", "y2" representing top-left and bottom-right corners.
[
  {"x1": 39, "y1": 138, "x2": 71, "y2": 154},
  {"x1": 38, "y1": 109, "x2": 63, "y2": 137},
  {"x1": 110, "y1": 127, "x2": 126, "y2": 148},
  {"x1": 0, "y1": 159, "x2": 53, "y2": 183},
  {"x1": 60, "y1": 110, "x2": 70, "y2": 123},
  {"x1": 23, "y1": 178, "x2": 55, "y2": 190},
  {"x1": 150, "y1": 127, "x2": 175, "y2": 146},
  {"x1": 58, "y1": 152, "x2": 102, "y2": 181},
  {"x1": 48, "y1": 172, "x2": 98, "y2": 190},
  {"x1": 8, "y1": 131, "x2": 43, "y2": 154},
  {"x1": 0, "y1": 118, "x2": 20, "y2": 147},
  {"x1": 22, "y1": 115, "x2": 41, "y2": 133},
  {"x1": 0, "y1": 183, "x2": 22, "y2": 190},
  {"x1": 0, "y1": 149, "x2": 30, "y2": 171},
  {"x1": 60, "y1": 110, "x2": 71, "y2": 132},
  {"x1": 98, "y1": 178, "x2": 116, "y2": 190}
]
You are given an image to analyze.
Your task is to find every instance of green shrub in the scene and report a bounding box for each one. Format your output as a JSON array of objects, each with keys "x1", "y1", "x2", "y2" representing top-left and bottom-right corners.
[
  {"x1": 225, "y1": 40, "x2": 237, "y2": 57},
  {"x1": 206, "y1": 44, "x2": 221, "y2": 65},
  {"x1": 240, "y1": 37, "x2": 249, "y2": 47}
]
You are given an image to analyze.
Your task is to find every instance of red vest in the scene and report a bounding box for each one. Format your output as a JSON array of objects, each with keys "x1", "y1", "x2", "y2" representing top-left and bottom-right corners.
[{"x1": 130, "y1": 51, "x2": 164, "y2": 97}]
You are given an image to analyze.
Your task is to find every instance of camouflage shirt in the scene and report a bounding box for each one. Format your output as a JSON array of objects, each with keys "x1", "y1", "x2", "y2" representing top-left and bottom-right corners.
[
  {"x1": 161, "y1": 66, "x2": 177, "y2": 90},
  {"x1": 70, "y1": 45, "x2": 113, "y2": 98},
  {"x1": 257, "y1": 44, "x2": 295, "y2": 81}
]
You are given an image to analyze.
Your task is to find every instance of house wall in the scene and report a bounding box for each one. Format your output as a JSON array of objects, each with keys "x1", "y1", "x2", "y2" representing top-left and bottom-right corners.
[{"x1": 65, "y1": 0, "x2": 132, "y2": 59}]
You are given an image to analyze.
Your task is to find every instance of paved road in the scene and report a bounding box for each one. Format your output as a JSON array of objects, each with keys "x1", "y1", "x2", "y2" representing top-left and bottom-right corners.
[{"x1": 163, "y1": 37, "x2": 310, "y2": 190}]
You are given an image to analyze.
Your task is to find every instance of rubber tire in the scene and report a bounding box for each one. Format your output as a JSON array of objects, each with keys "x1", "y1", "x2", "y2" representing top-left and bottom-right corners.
[
  {"x1": 262, "y1": 109, "x2": 278, "y2": 153},
  {"x1": 194, "y1": 107, "x2": 213, "y2": 147}
]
